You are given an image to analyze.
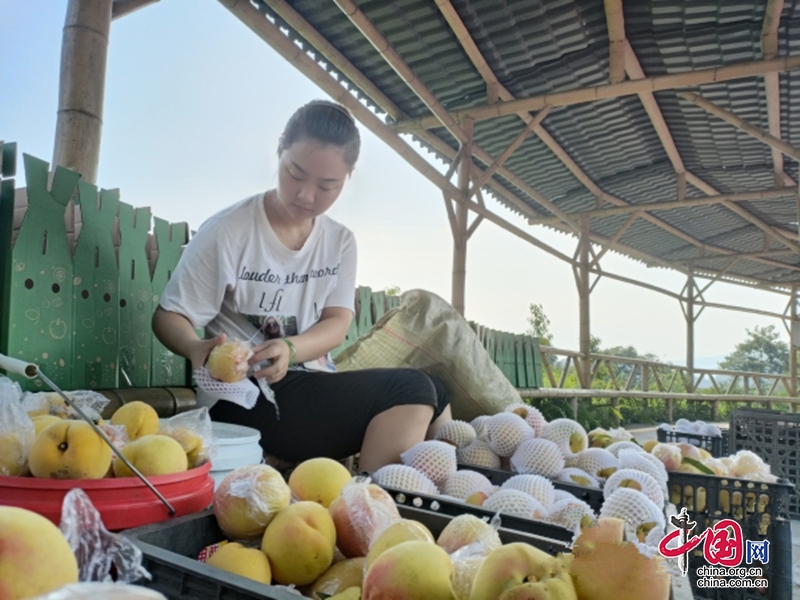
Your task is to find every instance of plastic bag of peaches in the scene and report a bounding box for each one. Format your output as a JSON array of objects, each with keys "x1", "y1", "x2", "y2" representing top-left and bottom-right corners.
[{"x1": 0, "y1": 377, "x2": 36, "y2": 476}]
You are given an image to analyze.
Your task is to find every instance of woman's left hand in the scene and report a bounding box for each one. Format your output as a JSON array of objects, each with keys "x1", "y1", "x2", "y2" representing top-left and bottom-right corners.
[{"x1": 249, "y1": 338, "x2": 292, "y2": 383}]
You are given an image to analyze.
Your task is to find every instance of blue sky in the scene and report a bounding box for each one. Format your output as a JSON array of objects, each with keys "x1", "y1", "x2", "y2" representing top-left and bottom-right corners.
[{"x1": 0, "y1": 0, "x2": 788, "y2": 366}]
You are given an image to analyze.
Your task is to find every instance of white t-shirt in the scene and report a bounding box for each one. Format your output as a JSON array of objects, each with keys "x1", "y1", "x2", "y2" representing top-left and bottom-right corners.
[{"x1": 159, "y1": 192, "x2": 357, "y2": 373}]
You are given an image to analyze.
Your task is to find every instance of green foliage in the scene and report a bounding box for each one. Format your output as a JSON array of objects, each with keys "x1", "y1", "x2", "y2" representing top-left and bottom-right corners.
[
  {"x1": 526, "y1": 303, "x2": 553, "y2": 345},
  {"x1": 718, "y1": 324, "x2": 789, "y2": 375},
  {"x1": 384, "y1": 285, "x2": 401, "y2": 297},
  {"x1": 520, "y1": 302, "x2": 794, "y2": 430}
]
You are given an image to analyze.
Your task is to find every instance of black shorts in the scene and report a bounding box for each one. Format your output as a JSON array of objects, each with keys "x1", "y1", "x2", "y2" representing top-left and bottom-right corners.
[{"x1": 208, "y1": 367, "x2": 449, "y2": 461}]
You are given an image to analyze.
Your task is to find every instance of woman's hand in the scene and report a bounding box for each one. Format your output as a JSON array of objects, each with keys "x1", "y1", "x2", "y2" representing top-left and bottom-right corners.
[
  {"x1": 188, "y1": 333, "x2": 227, "y2": 372},
  {"x1": 249, "y1": 338, "x2": 293, "y2": 383}
]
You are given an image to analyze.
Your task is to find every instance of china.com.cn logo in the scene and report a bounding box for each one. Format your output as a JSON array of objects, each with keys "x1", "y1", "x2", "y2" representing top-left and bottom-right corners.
[{"x1": 658, "y1": 508, "x2": 770, "y2": 590}]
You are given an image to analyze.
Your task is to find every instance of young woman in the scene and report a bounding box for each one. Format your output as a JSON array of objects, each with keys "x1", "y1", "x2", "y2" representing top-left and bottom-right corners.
[{"x1": 152, "y1": 100, "x2": 451, "y2": 472}]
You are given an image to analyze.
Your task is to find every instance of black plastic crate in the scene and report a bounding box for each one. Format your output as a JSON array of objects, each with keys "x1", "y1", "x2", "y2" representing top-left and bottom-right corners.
[
  {"x1": 666, "y1": 470, "x2": 793, "y2": 600},
  {"x1": 657, "y1": 427, "x2": 729, "y2": 457},
  {"x1": 380, "y1": 486, "x2": 573, "y2": 555},
  {"x1": 124, "y1": 505, "x2": 573, "y2": 600},
  {"x1": 729, "y1": 408, "x2": 800, "y2": 517},
  {"x1": 456, "y1": 463, "x2": 605, "y2": 513}
]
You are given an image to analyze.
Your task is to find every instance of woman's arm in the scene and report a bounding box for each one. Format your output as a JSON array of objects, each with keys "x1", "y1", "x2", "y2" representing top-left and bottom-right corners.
[
  {"x1": 249, "y1": 306, "x2": 352, "y2": 382},
  {"x1": 152, "y1": 306, "x2": 225, "y2": 371}
]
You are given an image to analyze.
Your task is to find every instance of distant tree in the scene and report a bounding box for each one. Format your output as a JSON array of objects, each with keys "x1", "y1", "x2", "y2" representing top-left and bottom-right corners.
[
  {"x1": 719, "y1": 325, "x2": 789, "y2": 374},
  {"x1": 385, "y1": 285, "x2": 401, "y2": 297},
  {"x1": 526, "y1": 303, "x2": 553, "y2": 346}
]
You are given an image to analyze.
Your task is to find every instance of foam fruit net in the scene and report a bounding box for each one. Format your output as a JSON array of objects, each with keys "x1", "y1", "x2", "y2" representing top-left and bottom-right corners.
[{"x1": 193, "y1": 367, "x2": 261, "y2": 409}]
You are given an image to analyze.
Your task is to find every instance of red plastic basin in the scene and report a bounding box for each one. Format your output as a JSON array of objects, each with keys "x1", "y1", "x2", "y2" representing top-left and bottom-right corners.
[{"x1": 0, "y1": 462, "x2": 214, "y2": 531}]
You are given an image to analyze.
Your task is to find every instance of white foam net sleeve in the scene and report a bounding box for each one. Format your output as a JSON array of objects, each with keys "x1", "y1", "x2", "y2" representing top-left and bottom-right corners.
[{"x1": 193, "y1": 367, "x2": 270, "y2": 411}]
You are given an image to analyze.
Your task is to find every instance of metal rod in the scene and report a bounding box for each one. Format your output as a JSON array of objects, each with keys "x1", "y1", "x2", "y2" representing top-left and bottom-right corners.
[{"x1": 0, "y1": 354, "x2": 177, "y2": 516}]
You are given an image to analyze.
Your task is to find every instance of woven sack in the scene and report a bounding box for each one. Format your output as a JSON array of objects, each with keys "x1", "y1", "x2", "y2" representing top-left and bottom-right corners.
[{"x1": 333, "y1": 288, "x2": 521, "y2": 421}]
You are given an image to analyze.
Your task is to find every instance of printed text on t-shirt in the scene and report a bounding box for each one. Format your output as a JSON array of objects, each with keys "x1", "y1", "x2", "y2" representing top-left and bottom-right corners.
[{"x1": 239, "y1": 264, "x2": 341, "y2": 285}]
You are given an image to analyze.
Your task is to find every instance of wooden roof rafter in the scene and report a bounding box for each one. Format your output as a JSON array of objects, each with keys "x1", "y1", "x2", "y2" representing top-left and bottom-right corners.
[
  {"x1": 392, "y1": 54, "x2": 800, "y2": 133},
  {"x1": 432, "y1": 0, "x2": 776, "y2": 264},
  {"x1": 610, "y1": 20, "x2": 800, "y2": 266},
  {"x1": 529, "y1": 186, "x2": 799, "y2": 223},
  {"x1": 761, "y1": 0, "x2": 794, "y2": 188}
]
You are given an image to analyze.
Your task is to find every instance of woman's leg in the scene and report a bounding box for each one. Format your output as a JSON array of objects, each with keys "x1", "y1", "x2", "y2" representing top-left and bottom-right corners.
[{"x1": 358, "y1": 403, "x2": 434, "y2": 473}]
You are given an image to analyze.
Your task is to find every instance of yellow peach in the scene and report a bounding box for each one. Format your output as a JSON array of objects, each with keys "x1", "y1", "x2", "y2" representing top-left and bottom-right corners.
[
  {"x1": 261, "y1": 500, "x2": 337, "y2": 586},
  {"x1": 31, "y1": 414, "x2": 62, "y2": 437},
  {"x1": 0, "y1": 431, "x2": 29, "y2": 477},
  {"x1": 0, "y1": 505, "x2": 79, "y2": 598},
  {"x1": 110, "y1": 401, "x2": 160, "y2": 441},
  {"x1": 206, "y1": 541, "x2": 271, "y2": 584},
  {"x1": 113, "y1": 434, "x2": 188, "y2": 478},
  {"x1": 366, "y1": 519, "x2": 435, "y2": 570},
  {"x1": 28, "y1": 420, "x2": 111, "y2": 479},
  {"x1": 207, "y1": 341, "x2": 251, "y2": 383},
  {"x1": 288, "y1": 457, "x2": 353, "y2": 508},
  {"x1": 363, "y1": 541, "x2": 456, "y2": 600},
  {"x1": 213, "y1": 464, "x2": 292, "y2": 541},
  {"x1": 309, "y1": 558, "x2": 366, "y2": 600}
]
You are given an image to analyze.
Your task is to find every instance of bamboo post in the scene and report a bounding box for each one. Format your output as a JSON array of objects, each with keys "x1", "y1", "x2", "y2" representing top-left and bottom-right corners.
[
  {"x1": 792, "y1": 285, "x2": 798, "y2": 411},
  {"x1": 452, "y1": 118, "x2": 473, "y2": 316},
  {"x1": 52, "y1": 0, "x2": 113, "y2": 184},
  {"x1": 685, "y1": 269, "x2": 696, "y2": 395},
  {"x1": 578, "y1": 217, "x2": 592, "y2": 391}
]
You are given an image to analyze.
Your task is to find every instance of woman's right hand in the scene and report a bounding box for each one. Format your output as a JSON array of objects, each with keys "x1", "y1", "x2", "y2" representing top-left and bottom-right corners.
[{"x1": 188, "y1": 333, "x2": 227, "y2": 372}]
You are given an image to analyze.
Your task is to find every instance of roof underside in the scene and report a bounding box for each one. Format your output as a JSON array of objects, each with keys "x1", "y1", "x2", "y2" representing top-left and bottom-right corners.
[{"x1": 254, "y1": 0, "x2": 800, "y2": 290}]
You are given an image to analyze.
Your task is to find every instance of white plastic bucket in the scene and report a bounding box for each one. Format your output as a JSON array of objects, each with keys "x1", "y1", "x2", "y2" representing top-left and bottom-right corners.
[{"x1": 209, "y1": 421, "x2": 264, "y2": 489}]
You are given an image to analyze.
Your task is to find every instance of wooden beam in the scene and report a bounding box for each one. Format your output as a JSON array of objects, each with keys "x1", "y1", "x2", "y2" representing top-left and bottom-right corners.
[
  {"x1": 432, "y1": 1, "x2": 717, "y2": 259},
  {"x1": 111, "y1": 0, "x2": 159, "y2": 19},
  {"x1": 673, "y1": 248, "x2": 797, "y2": 264},
  {"x1": 604, "y1": 0, "x2": 626, "y2": 84},
  {"x1": 624, "y1": 42, "x2": 685, "y2": 174},
  {"x1": 762, "y1": 0, "x2": 788, "y2": 186},
  {"x1": 332, "y1": 0, "x2": 467, "y2": 144},
  {"x1": 530, "y1": 186, "x2": 797, "y2": 223},
  {"x1": 394, "y1": 54, "x2": 800, "y2": 132},
  {"x1": 680, "y1": 91, "x2": 800, "y2": 162},
  {"x1": 468, "y1": 107, "x2": 550, "y2": 196},
  {"x1": 627, "y1": 42, "x2": 800, "y2": 254},
  {"x1": 452, "y1": 118, "x2": 473, "y2": 316}
]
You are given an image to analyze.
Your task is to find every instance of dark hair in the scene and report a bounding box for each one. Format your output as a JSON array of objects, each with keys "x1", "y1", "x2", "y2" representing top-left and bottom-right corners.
[{"x1": 278, "y1": 100, "x2": 361, "y2": 169}]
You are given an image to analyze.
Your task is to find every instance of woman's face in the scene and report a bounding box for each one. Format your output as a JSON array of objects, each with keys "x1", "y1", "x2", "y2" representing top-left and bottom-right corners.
[{"x1": 275, "y1": 138, "x2": 351, "y2": 222}]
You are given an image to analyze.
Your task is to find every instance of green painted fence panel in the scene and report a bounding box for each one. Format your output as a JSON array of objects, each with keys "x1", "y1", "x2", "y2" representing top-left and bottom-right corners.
[
  {"x1": 357, "y1": 286, "x2": 373, "y2": 336},
  {"x1": 71, "y1": 182, "x2": 120, "y2": 389},
  {"x1": 150, "y1": 217, "x2": 189, "y2": 386},
  {"x1": 0, "y1": 172, "x2": 16, "y2": 376},
  {"x1": 1, "y1": 142, "x2": 17, "y2": 177},
  {"x1": 117, "y1": 203, "x2": 152, "y2": 387},
  {"x1": 372, "y1": 290, "x2": 386, "y2": 321},
  {"x1": 1, "y1": 155, "x2": 79, "y2": 390}
]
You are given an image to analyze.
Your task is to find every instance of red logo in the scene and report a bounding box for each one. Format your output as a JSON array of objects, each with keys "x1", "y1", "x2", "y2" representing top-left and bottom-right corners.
[{"x1": 659, "y1": 508, "x2": 744, "y2": 575}]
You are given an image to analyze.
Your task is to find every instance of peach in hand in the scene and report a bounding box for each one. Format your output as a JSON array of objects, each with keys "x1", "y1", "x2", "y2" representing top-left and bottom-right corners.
[{"x1": 207, "y1": 340, "x2": 252, "y2": 383}]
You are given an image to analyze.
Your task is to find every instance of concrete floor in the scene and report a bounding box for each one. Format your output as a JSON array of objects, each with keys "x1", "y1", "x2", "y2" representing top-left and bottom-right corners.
[{"x1": 624, "y1": 424, "x2": 798, "y2": 599}]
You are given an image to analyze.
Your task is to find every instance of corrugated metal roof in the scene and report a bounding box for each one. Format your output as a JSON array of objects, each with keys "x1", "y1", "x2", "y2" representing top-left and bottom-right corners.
[{"x1": 256, "y1": 0, "x2": 800, "y2": 289}]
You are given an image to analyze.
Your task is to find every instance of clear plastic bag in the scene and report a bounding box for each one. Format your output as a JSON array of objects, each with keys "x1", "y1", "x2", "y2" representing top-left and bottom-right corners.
[
  {"x1": 31, "y1": 583, "x2": 167, "y2": 599},
  {"x1": 159, "y1": 406, "x2": 216, "y2": 468},
  {"x1": 0, "y1": 375, "x2": 24, "y2": 403},
  {"x1": 23, "y1": 389, "x2": 109, "y2": 422},
  {"x1": 59, "y1": 488, "x2": 151, "y2": 584},
  {"x1": 0, "y1": 388, "x2": 36, "y2": 476}
]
